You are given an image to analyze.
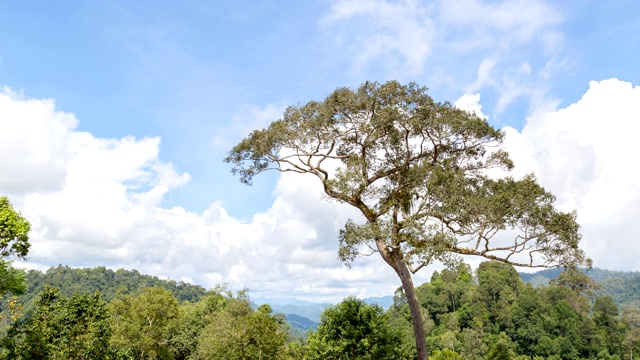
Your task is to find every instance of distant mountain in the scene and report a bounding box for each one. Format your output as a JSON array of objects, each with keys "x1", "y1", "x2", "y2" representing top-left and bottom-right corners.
[
  {"x1": 3, "y1": 265, "x2": 208, "y2": 312},
  {"x1": 519, "y1": 268, "x2": 564, "y2": 284},
  {"x1": 270, "y1": 303, "x2": 329, "y2": 323},
  {"x1": 285, "y1": 314, "x2": 318, "y2": 331},
  {"x1": 253, "y1": 297, "x2": 330, "y2": 307},
  {"x1": 519, "y1": 267, "x2": 640, "y2": 286},
  {"x1": 363, "y1": 295, "x2": 394, "y2": 309},
  {"x1": 519, "y1": 267, "x2": 640, "y2": 309},
  {"x1": 255, "y1": 295, "x2": 395, "y2": 327}
]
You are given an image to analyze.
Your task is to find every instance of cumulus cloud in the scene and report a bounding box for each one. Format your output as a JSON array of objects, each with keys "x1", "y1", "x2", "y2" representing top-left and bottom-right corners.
[
  {"x1": 454, "y1": 92, "x2": 487, "y2": 119},
  {"x1": 0, "y1": 89, "x2": 402, "y2": 302},
  {"x1": 503, "y1": 78, "x2": 640, "y2": 271},
  {"x1": 5, "y1": 79, "x2": 637, "y2": 302},
  {"x1": 0, "y1": 88, "x2": 75, "y2": 195}
]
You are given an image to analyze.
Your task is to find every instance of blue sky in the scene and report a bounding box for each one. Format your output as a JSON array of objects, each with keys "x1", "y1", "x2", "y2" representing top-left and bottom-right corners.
[{"x1": 1, "y1": 0, "x2": 640, "y2": 301}]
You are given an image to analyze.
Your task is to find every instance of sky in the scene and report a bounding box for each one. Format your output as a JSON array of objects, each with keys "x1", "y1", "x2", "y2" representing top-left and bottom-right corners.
[{"x1": 1, "y1": 0, "x2": 640, "y2": 302}]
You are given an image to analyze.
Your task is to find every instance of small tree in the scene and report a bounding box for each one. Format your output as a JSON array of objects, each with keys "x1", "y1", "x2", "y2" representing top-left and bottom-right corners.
[
  {"x1": 192, "y1": 299, "x2": 288, "y2": 360},
  {"x1": 0, "y1": 196, "x2": 30, "y2": 298},
  {"x1": 3, "y1": 286, "x2": 112, "y2": 359},
  {"x1": 226, "y1": 81, "x2": 588, "y2": 359},
  {"x1": 0, "y1": 197, "x2": 30, "y2": 260},
  {"x1": 305, "y1": 296, "x2": 403, "y2": 360},
  {"x1": 109, "y1": 287, "x2": 179, "y2": 359}
]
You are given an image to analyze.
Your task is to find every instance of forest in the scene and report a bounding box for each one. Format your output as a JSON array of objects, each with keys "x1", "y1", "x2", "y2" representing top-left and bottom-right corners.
[{"x1": 0, "y1": 262, "x2": 638, "y2": 359}]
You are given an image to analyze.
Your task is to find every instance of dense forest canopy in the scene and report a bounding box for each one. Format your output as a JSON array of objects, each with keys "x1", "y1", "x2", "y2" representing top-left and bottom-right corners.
[{"x1": 1, "y1": 262, "x2": 639, "y2": 359}]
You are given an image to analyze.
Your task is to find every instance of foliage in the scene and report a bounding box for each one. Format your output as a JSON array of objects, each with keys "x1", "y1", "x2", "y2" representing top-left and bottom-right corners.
[
  {"x1": 485, "y1": 332, "x2": 516, "y2": 360},
  {"x1": 305, "y1": 296, "x2": 405, "y2": 360},
  {"x1": 21, "y1": 265, "x2": 208, "y2": 304},
  {"x1": 549, "y1": 268, "x2": 601, "y2": 298},
  {"x1": 521, "y1": 267, "x2": 640, "y2": 312},
  {"x1": 0, "y1": 261, "x2": 26, "y2": 298},
  {"x1": 0, "y1": 197, "x2": 30, "y2": 260},
  {"x1": 385, "y1": 261, "x2": 640, "y2": 360},
  {"x1": 0, "y1": 261, "x2": 636, "y2": 359},
  {"x1": 0, "y1": 197, "x2": 30, "y2": 303},
  {"x1": 2, "y1": 285, "x2": 112, "y2": 359},
  {"x1": 192, "y1": 300, "x2": 288, "y2": 360},
  {"x1": 109, "y1": 287, "x2": 179, "y2": 359},
  {"x1": 165, "y1": 290, "x2": 229, "y2": 360}
]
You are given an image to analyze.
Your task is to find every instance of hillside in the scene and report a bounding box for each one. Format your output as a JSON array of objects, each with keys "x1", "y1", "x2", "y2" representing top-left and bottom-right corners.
[
  {"x1": 18, "y1": 265, "x2": 208, "y2": 306},
  {"x1": 520, "y1": 267, "x2": 640, "y2": 308},
  {"x1": 4, "y1": 266, "x2": 324, "y2": 332}
]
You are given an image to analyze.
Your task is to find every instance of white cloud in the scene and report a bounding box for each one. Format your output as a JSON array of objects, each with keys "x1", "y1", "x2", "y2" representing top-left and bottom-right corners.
[
  {"x1": 6, "y1": 78, "x2": 638, "y2": 303},
  {"x1": 454, "y1": 93, "x2": 487, "y2": 119},
  {"x1": 503, "y1": 78, "x2": 640, "y2": 271},
  {"x1": 0, "y1": 88, "x2": 75, "y2": 195},
  {"x1": 0, "y1": 89, "x2": 403, "y2": 302}
]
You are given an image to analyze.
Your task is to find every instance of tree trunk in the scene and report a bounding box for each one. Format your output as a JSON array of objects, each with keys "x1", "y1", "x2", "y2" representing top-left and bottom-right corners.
[{"x1": 392, "y1": 251, "x2": 429, "y2": 360}]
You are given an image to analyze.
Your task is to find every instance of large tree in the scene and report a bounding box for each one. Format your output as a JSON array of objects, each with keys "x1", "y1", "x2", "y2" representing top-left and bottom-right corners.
[{"x1": 225, "y1": 81, "x2": 588, "y2": 359}]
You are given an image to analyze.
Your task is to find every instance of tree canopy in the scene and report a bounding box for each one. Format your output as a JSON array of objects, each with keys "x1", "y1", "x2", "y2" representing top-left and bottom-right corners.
[
  {"x1": 305, "y1": 296, "x2": 403, "y2": 360},
  {"x1": 0, "y1": 197, "x2": 30, "y2": 299},
  {"x1": 3, "y1": 286, "x2": 112, "y2": 360},
  {"x1": 0, "y1": 261, "x2": 637, "y2": 359},
  {"x1": 0, "y1": 197, "x2": 30, "y2": 260},
  {"x1": 226, "y1": 80, "x2": 589, "y2": 359}
]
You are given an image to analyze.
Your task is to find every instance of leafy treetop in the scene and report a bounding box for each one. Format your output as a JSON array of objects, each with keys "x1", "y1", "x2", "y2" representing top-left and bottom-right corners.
[
  {"x1": 0, "y1": 197, "x2": 30, "y2": 259},
  {"x1": 226, "y1": 81, "x2": 588, "y2": 272}
]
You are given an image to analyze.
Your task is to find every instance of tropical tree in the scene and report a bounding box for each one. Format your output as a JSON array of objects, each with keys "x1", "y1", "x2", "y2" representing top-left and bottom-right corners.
[
  {"x1": 2, "y1": 285, "x2": 112, "y2": 359},
  {"x1": 109, "y1": 287, "x2": 179, "y2": 359},
  {"x1": 305, "y1": 296, "x2": 404, "y2": 360},
  {"x1": 550, "y1": 267, "x2": 600, "y2": 298},
  {"x1": 166, "y1": 289, "x2": 229, "y2": 360},
  {"x1": 0, "y1": 197, "x2": 30, "y2": 260},
  {"x1": 192, "y1": 299, "x2": 288, "y2": 360},
  {"x1": 226, "y1": 80, "x2": 589, "y2": 359},
  {"x1": 0, "y1": 261, "x2": 26, "y2": 299},
  {"x1": 0, "y1": 196, "x2": 30, "y2": 298}
]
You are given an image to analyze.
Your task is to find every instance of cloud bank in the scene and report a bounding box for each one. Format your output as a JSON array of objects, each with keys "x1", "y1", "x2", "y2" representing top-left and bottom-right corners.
[
  {"x1": 0, "y1": 89, "x2": 399, "y2": 302},
  {"x1": 503, "y1": 78, "x2": 640, "y2": 271},
  {"x1": 1, "y1": 78, "x2": 639, "y2": 302}
]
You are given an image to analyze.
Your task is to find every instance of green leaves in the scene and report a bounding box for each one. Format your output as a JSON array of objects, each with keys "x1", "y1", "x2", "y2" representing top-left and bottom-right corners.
[
  {"x1": 191, "y1": 297, "x2": 288, "y2": 360},
  {"x1": 109, "y1": 287, "x2": 179, "y2": 359},
  {"x1": 0, "y1": 197, "x2": 30, "y2": 260},
  {"x1": 0, "y1": 260, "x2": 26, "y2": 297},
  {"x1": 305, "y1": 297, "x2": 404, "y2": 360},
  {"x1": 4, "y1": 285, "x2": 112, "y2": 360},
  {"x1": 0, "y1": 197, "x2": 30, "y2": 304}
]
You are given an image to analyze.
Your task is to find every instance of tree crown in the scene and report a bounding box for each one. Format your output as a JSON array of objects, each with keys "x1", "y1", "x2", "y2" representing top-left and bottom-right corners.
[
  {"x1": 0, "y1": 197, "x2": 30, "y2": 259},
  {"x1": 226, "y1": 81, "x2": 588, "y2": 273}
]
